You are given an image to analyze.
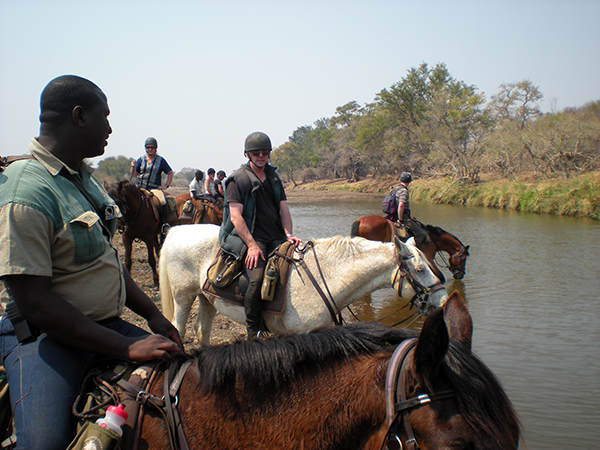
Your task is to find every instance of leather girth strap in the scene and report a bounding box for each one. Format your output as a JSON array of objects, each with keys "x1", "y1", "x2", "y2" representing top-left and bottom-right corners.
[{"x1": 117, "y1": 360, "x2": 193, "y2": 450}]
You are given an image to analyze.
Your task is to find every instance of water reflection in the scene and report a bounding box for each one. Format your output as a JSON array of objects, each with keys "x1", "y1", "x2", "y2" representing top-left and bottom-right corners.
[{"x1": 288, "y1": 197, "x2": 600, "y2": 449}]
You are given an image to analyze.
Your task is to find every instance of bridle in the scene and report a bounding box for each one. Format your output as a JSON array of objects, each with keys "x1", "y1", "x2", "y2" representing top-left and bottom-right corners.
[
  {"x1": 431, "y1": 235, "x2": 468, "y2": 279},
  {"x1": 115, "y1": 187, "x2": 145, "y2": 236},
  {"x1": 381, "y1": 339, "x2": 455, "y2": 450},
  {"x1": 392, "y1": 250, "x2": 446, "y2": 315}
]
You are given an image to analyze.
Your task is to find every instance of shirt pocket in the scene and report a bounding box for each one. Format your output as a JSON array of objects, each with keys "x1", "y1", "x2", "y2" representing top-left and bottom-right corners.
[{"x1": 70, "y1": 211, "x2": 106, "y2": 265}]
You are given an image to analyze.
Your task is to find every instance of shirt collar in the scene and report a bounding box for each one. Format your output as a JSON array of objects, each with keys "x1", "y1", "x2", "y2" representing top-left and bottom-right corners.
[{"x1": 28, "y1": 138, "x2": 94, "y2": 177}]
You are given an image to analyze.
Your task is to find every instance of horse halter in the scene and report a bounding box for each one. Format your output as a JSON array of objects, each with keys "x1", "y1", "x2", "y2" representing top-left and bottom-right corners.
[
  {"x1": 392, "y1": 250, "x2": 446, "y2": 315},
  {"x1": 381, "y1": 339, "x2": 454, "y2": 450}
]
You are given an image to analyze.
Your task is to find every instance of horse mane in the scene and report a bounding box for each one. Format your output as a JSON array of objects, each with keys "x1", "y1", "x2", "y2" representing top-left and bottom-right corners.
[
  {"x1": 425, "y1": 224, "x2": 464, "y2": 247},
  {"x1": 176, "y1": 322, "x2": 416, "y2": 407},
  {"x1": 445, "y1": 342, "x2": 521, "y2": 447},
  {"x1": 311, "y1": 235, "x2": 387, "y2": 258}
]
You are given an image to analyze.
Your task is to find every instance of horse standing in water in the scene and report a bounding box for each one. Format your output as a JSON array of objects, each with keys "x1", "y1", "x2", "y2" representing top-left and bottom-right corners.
[
  {"x1": 106, "y1": 180, "x2": 179, "y2": 287},
  {"x1": 174, "y1": 193, "x2": 223, "y2": 225},
  {"x1": 131, "y1": 292, "x2": 520, "y2": 449},
  {"x1": 351, "y1": 214, "x2": 470, "y2": 280},
  {"x1": 159, "y1": 224, "x2": 447, "y2": 344}
]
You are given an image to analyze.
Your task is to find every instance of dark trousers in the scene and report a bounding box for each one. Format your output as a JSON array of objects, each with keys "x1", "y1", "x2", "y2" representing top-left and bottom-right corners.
[{"x1": 244, "y1": 240, "x2": 283, "y2": 333}]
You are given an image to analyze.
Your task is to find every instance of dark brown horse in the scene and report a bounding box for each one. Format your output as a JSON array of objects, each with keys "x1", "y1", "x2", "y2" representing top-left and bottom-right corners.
[
  {"x1": 175, "y1": 193, "x2": 223, "y2": 225},
  {"x1": 106, "y1": 181, "x2": 179, "y2": 287},
  {"x1": 351, "y1": 214, "x2": 470, "y2": 280},
  {"x1": 130, "y1": 291, "x2": 519, "y2": 449}
]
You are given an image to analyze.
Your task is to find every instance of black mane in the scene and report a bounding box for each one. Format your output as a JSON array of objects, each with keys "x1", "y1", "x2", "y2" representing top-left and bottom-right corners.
[
  {"x1": 445, "y1": 341, "x2": 521, "y2": 447},
  {"x1": 176, "y1": 322, "x2": 415, "y2": 403}
]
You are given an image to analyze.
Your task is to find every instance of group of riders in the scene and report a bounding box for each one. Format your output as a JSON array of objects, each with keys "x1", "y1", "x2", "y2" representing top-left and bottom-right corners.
[{"x1": 0, "y1": 74, "x2": 428, "y2": 450}]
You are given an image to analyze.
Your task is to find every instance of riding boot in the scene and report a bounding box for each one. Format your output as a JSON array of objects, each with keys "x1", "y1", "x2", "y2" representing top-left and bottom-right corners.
[{"x1": 244, "y1": 295, "x2": 263, "y2": 338}]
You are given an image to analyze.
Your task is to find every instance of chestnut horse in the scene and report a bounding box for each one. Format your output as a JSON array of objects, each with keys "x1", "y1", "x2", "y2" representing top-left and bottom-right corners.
[
  {"x1": 106, "y1": 181, "x2": 179, "y2": 287},
  {"x1": 131, "y1": 292, "x2": 520, "y2": 449},
  {"x1": 351, "y1": 214, "x2": 470, "y2": 280},
  {"x1": 174, "y1": 193, "x2": 223, "y2": 225}
]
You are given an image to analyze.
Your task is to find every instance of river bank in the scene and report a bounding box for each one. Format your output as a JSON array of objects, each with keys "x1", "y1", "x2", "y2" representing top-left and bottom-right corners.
[{"x1": 286, "y1": 171, "x2": 600, "y2": 220}]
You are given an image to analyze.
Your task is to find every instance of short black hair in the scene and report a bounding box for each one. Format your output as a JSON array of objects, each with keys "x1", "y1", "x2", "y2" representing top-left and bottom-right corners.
[{"x1": 39, "y1": 75, "x2": 105, "y2": 125}]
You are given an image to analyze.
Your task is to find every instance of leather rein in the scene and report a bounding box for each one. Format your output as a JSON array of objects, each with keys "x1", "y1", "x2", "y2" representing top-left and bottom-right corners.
[{"x1": 380, "y1": 339, "x2": 455, "y2": 450}]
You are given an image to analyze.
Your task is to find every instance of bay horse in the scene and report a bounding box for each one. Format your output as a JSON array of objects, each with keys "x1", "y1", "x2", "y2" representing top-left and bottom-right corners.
[
  {"x1": 106, "y1": 180, "x2": 179, "y2": 287},
  {"x1": 351, "y1": 214, "x2": 470, "y2": 280},
  {"x1": 174, "y1": 193, "x2": 223, "y2": 225},
  {"x1": 131, "y1": 292, "x2": 520, "y2": 449},
  {"x1": 159, "y1": 224, "x2": 448, "y2": 344}
]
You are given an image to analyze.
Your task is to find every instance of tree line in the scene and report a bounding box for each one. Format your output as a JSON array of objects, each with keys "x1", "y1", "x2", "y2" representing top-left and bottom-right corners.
[{"x1": 270, "y1": 63, "x2": 600, "y2": 186}]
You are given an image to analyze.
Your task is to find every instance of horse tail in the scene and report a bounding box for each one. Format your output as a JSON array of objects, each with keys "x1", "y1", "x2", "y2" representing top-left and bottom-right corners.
[
  {"x1": 350, "y1": 220, "x2": 360, "y2": 237},
  {"x1": 159, "y1": 250, "x2": 175, "y2": 321}
]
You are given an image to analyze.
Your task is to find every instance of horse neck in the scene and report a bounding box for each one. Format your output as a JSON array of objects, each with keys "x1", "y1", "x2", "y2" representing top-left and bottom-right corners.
[
  {"x1": 432, "y1": 233, "x2": 462, "y2": 255},
  {"x1": 303, "y1": 242, "x2": 395, "y2": 309}
]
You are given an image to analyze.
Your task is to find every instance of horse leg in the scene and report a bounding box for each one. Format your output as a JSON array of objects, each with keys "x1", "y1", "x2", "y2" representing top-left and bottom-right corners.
[
  {"x1": 146, "y1": 235, "x2": 159, "y2": 288},
  {"x1": 122, "y1": 234, "x2": 134, "y2": 273},
  {"x1": 194, "y1": 294, "x2": 216, "y2": 345}
]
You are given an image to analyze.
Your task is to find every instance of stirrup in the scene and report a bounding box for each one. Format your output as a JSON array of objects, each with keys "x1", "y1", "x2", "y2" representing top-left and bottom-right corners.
[{"x1": 161, "y1": 223, "x2": 171, "y2": 234}]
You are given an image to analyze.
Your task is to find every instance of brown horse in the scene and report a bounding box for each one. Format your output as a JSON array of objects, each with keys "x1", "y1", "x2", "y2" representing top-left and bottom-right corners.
[
  {"x1": 175, "y1": 193, "x2": 223, "y2": 225},
  {"x1": 127, "y1": 291, "x2": 519, "y2": 449},
  {"x1": 351, "y1": 214, "x2": 470, "y2": 280},
  {"x1": 106, "y1": 181, "x2": 179, "y2": 287}
]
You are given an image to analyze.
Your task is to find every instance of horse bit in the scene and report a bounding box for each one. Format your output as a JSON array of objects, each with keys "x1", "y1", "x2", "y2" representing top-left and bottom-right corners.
[
  {"x1": 380, "y1": 339, "x2": 454, "y2": 450},
  {"x1": 392, "y1": 250, "x2": 446, "y2": 315}
]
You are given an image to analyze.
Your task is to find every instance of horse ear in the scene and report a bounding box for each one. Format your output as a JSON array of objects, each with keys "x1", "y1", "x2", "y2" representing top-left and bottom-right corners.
[
  {"x1": 443, "y1": 290, "x2": 473, "y2": 350},
  {"x1": 414, "y1": 306, "x2": 449, "y2": 391},
  {"x1": 394, "y1": 236, "x2": 411, "y2": 258}
]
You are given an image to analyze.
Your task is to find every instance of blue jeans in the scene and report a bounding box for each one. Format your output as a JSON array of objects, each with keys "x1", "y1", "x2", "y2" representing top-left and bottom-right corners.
[{"x1": 0, "y1": 315, "x2": 149, "y2": 450}]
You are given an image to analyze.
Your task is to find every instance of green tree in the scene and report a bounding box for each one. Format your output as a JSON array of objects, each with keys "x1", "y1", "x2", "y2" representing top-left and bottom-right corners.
[{"x1": 95, "y1": 156, "x2": 133, "y2": 183}]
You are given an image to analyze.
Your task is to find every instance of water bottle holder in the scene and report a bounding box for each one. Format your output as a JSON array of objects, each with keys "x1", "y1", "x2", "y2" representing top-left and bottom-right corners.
[{"x1": 66, "y1": 421, "x2": 122, "y2": 450}]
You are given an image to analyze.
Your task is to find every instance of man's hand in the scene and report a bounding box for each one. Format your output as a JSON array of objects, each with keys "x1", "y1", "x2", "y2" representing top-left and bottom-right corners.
[
  {"x1": 245, "y1": 243, "x2": 264, "y2": 269},
  {"x1": 286, "y1": 235, "x2": 302, "y2": 246},
  {"x1": 126, "y1": 334, "x2": 182, "y2": 362},
  {"x1": 147, "y1": 314, "x2": 184, "y2": 351}
]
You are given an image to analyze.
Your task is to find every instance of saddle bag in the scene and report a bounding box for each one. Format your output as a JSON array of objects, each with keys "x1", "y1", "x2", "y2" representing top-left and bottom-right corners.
[
  {"x1": 260, "y1": 242, "x2": 295, "y2": 302},
  {"x1": 207, "y1": 250, "x2": 243, "y2": 288}
]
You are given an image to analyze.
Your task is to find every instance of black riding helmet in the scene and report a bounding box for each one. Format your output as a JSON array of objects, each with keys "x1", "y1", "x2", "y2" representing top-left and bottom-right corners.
[{"x1": 244, "y1": 132, "x2": 272, "y2": 154}]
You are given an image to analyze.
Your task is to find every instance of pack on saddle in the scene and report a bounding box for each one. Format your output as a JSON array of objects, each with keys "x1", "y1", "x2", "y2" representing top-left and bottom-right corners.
[
  {"x1": 139, "y1": 188, "x2": 178, "y2": 234},
  {"x1": 203, "y1": 240, "x2": 344, "y2": 327}
]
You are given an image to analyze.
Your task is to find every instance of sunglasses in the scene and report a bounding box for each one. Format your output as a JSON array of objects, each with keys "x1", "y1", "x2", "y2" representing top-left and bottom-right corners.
[
  {"x1": 248, "y1": 149, "x2": 271, "y2": 157},
  {"x1": 145, "y1": 145, "x2": 157, "y2": 150}
]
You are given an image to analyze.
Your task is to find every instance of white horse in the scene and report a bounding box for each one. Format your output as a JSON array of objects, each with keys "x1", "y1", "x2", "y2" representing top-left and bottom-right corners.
[{"x1": 159, "y1": 224, "x2": 447, "y2": 344}]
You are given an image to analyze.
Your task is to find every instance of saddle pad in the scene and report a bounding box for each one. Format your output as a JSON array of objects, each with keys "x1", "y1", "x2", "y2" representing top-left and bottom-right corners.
[{"x1": 201, "y1": 243, "x2": 296, "y2": 314}]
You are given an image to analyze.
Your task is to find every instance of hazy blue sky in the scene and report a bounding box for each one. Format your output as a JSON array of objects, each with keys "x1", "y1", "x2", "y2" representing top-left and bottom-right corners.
[{"x1": 1, "y1": 0, "x2": 599, "y2": 175}]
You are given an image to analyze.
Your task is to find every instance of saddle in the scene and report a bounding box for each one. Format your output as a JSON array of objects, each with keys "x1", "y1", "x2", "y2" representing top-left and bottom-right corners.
[
  {"x1": 178, "y1": 198, "x2": 214, "y2": 224},
  {"x1": 139, "y1": 188, "x2": 178, "y2": 224},
  {"x1": 202, "y1": 242, "x2": 296, "y2": 314}
]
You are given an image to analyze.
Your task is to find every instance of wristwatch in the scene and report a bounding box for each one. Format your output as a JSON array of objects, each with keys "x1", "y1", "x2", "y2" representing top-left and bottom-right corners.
[{"x1": 165, "y1": 185, "x2": 170, "y2": 188}]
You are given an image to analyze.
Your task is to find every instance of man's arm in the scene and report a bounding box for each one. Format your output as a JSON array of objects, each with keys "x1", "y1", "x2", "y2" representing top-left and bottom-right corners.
[
  {"x1": 130, "y1": 159, "x2": 138, "y2": 179},
  {"x1": 164, "y1": 171, "x2": 174, "y2": 189},
  {"x1": 3, "y1": 274, "x2": 181, "y2": 360},
  {"x1": 279, "y1": 201, "x2": 301, "y2": 246},
  {"x1": 229, "y1": 202, "x2": 263, "y2": 269},
  {"x1": 122, "y1": 268, "x2": 183, "y2": 349},
  {"x1": 397, "y1": 201, "x2": 406, "y2": 222}
]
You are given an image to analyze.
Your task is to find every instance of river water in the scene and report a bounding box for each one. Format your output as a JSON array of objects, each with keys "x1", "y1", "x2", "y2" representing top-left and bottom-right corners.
[{"x1": 287, "y1": 197, "x2": 600, "y2": 449}]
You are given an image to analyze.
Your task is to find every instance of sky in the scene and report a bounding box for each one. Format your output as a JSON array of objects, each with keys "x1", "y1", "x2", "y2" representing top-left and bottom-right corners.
[{"x1": 1, "y1": 0, "x2": 599, "y2": 176}]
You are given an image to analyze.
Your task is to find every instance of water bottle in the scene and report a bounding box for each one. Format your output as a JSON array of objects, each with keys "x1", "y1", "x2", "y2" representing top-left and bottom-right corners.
[
  {"x1": 96, "y1": 403, "x2": 128, "y2": 436},
  {"x1": 261, "y1": 266, "x2": 278, "y2": 301}
]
